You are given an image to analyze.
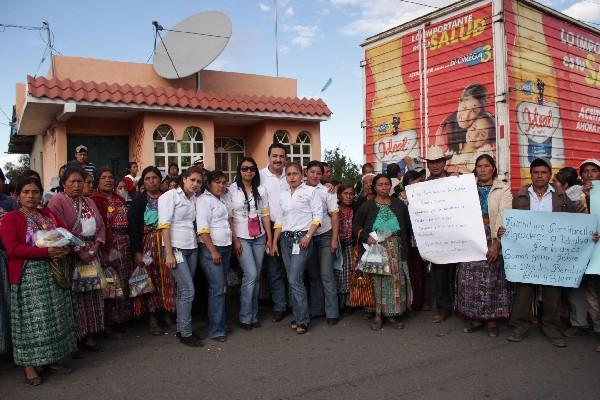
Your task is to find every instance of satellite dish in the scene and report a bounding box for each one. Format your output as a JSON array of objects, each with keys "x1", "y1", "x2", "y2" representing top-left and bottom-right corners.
[{"x1": 153, "y1": 11, "x2": 232, "y2": 79}]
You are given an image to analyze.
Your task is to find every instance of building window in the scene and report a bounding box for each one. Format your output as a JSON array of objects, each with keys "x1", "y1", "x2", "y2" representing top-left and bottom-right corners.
[
  {"x1": 153, "y1": 125, "x2": 203, "y2": 175},
  {"x1": 215, "y1": 138, "x2": 245, "y2": 182},
  {"x1": 274, "y1": 130, "x2": 312, "y2": 168}
]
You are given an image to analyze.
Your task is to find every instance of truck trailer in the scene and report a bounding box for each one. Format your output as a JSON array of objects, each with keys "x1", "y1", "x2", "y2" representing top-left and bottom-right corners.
[{"x1": 361, "y1": 0, "x2": 600, "y2": 190}]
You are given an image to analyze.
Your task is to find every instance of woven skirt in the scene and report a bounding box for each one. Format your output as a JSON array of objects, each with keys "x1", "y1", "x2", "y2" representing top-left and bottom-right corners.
[
  {"x1": 72, "y1": 255, "x2": 104, "y2": 340},
  {"x1": 371, "y1": 237, "x2": 409, "y2": 317},
  {"x1": 104, "y1": 233, "x2": 135, "y2": 325},
  {"x1": 11, "y1": 259, "x2": 76, "y2": 366},
  {"x1": 0, "y1": 249, "x2": 10, "y2": 354},
  {"x1": 334, "y1": 241, "x2": 354, "y2": 295}
]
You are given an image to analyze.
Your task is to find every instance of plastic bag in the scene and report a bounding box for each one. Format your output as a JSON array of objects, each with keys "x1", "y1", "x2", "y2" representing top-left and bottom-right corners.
[
  {"x1": 71, "y1": 257, "x2": 102, "y2": 292},
  {"x1": 35, "y1": 228, "x2": 85, "y2": 248},
  {"x1": 101, "y1": 266, "x2": 124, "y2": 299},
  {"x1": 357, "y1": 231, "x2": 392, "y2": 276},
  {"x1": 129, "y1": 254, "x2": 155, "y2": 298},
  {"x1": 333, "y1": 241, "x2": 343, "y2": 271}
]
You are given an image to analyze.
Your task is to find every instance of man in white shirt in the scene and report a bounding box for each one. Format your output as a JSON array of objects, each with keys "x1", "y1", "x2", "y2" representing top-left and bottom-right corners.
[{"x1": 259, "y1": 143, "x2": 289, "y2": 321}]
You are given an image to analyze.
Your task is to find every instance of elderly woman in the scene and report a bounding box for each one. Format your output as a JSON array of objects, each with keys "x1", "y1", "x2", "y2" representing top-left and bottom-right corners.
[
  {"x1": 90, "y1": 167, "x2": 135, "y2": 335},
  {"x1": 1, "y1": 177, "x2": 76, "y2": 385},
  {"x1": 454, "y1": 154, "x2": 512, "y2": 337},
  {"x1": 0, "y1": 167, "x2": 18, "y2": 357},
  {"x1": 128, "y1": 166, "x2": 176, "y2": 335},
  {"x1": 353, "y1": 174, "x2": 411, "y2": 330},
  {"x1": 48, "y1": 165, "x2": 106, "y2": 352},
  {"x1": 196, "y1": 170, "x2": 233, "y2": 342},
  {"x1": 355, "y1": 173, "x2": 375, "y2": 211}
]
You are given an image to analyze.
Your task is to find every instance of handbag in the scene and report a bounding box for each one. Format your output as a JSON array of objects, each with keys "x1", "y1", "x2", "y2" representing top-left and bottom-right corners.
[
  {"x1": 247, "y1": 216, "x2": 261, "y2": 237},
  {"x1": 347, "y1": 269, "x2": 375, "y2": 308}
]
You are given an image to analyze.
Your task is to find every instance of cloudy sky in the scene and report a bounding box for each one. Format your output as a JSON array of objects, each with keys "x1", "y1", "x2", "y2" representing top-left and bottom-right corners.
[{"x1": 0, "y1": 0, "x2": 598, "y2": 170}]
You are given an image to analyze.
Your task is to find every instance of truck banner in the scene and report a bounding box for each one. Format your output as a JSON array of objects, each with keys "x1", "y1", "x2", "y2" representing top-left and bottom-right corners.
[{"x1": 506, "y1": 0, "x2": 600, "y2": 188}]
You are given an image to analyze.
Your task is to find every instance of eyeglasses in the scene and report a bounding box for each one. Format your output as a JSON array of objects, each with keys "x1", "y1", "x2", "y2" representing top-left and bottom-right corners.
[{"x1": 241, "y1": 166, "x2": 257, "y2": 172}]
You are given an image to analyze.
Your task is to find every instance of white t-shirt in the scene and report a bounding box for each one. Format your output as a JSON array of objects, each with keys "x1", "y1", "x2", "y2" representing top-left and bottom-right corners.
[
  {"x1": 224, "y1": 184, "x2": 269, "y2": 239},
  {"x1": 196, "y1": 191, "x2": 232, "y2": 246},
  {"x1": 259, "y1": 167, "x2": 287, "y2": 224},
  {"x1": 158, "y1": 187, "x2": 197, "y2": 250}
]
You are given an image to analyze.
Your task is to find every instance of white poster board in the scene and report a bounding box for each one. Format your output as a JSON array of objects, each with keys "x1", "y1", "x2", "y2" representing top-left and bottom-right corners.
[{"x1": 405, "y1": 174, "x2": 487, "y2": 264}]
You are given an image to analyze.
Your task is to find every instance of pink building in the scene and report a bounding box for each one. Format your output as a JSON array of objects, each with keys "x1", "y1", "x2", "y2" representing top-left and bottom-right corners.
[{"x1": 9, "y1": 56, "x2": 331, "y2": 188}]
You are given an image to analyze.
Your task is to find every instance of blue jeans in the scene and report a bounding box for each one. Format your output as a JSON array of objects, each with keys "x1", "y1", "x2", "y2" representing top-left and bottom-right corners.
[
  {"x1": 264, "y1": 232, "x2": 287, "y2": 313},
  {"x1": 237, "y1": 235, "x2": 266, "y2": 324},
  {"x1": 308, "y1": 231, "x2": 339, "y2": 319},
  {"x1": 280, "y1": 234, "x2": 313, "y2": 325},
  {"x1": 200, "y1": 244, "x2": 232, "y2": 338},
  {"x1": 169, "y1": 248, "x2": 198, "y2": 338}
]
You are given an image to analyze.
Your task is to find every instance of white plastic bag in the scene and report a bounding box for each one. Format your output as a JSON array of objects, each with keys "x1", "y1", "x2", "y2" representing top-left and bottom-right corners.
[
  {"x1": 357, "y1": 231, "x2": 392, "y2": 276},
  {"x1": 34, "y1": 227, "x2": 85, "y2": 248}
]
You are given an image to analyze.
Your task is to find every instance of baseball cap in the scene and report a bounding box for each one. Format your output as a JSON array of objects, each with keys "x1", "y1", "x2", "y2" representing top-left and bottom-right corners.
[
  {"x1": 530, "y1": 157, "x2": 552, "y2": 170},
  {"x1": 579, "y1": 159, "x2": 600, "y2": 169},
  {"x1": 192, "y1": 156, "x2": 204, "y2": 165},
  {"x1": 75, "y1": 145, "x2": 88, "y2": 153}
]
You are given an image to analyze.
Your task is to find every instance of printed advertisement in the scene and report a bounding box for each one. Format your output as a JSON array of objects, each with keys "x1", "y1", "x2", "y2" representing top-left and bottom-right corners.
[
  {"x1": 505, "y1": 0, "x2": 600, "y2": 189},
  {"x1": 364, "y1": 3, "x2": 496, "y2": 173}
]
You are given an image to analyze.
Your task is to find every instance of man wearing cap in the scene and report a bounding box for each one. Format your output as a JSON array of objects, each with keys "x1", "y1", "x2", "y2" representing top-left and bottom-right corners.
[
  {"x1": 507, "y1": 157, "x2": 578, "y2": 347},
  {"x1": 70, "y1": 145, "x2": 96, "y2": 179},
  {"x1": 259, "y1": 142, "x2": 289, "y2": 321},
  {"x1": 577, "y1": 159, "x2": 600, "y2": 347},
  {"x1": 192, "y1": 156, "x2": 210, "y2": 187},
  {"x1": 421, "y1": 146, "x2": 455, "y2": 323}
]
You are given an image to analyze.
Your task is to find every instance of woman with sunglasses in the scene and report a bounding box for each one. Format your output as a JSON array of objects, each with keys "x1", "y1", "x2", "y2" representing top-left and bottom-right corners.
[{"x1": 225, "y1": 157, "x2": 272, "y2": 329}]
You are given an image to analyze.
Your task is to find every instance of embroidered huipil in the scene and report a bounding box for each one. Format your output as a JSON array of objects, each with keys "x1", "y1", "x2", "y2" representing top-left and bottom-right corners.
[{"x1": 158, "y1": 187, "x2": 197, "y2": 250}]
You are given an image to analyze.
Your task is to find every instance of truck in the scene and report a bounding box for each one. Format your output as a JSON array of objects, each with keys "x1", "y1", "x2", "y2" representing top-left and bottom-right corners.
[{"x1": 361, "y1": 0, "x2": 600, "y2": 190}]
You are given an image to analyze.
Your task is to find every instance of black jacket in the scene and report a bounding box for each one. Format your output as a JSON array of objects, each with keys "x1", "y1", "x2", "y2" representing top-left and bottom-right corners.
[{"x1": 128, "y1": 192, "x2": 149, "y2": 254}]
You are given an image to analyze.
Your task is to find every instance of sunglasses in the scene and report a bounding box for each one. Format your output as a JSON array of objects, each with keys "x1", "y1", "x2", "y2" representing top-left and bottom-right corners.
[{"x1": 241, "y1": 166, "x2": 257, "y2": 172}]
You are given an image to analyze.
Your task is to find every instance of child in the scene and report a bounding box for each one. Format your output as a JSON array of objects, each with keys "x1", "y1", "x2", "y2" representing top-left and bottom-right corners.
[
  {"x1": 335, "y1": 184, "x2": 356, "y2": 311},
  {"x1": 452, "y1": 112, "x2": 496, "y2": 174}
]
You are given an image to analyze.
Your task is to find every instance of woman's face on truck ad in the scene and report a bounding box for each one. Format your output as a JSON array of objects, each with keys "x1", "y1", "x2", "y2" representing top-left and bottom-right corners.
[{"x1": 457, "y1": 95, "x2": 482, "y2": 129}]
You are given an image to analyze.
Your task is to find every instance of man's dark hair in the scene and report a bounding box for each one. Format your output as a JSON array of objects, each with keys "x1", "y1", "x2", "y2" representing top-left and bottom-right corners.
[
  {"x1": 529, "y1": 158, "x2": 552, "y2": 173},
  {"x1": 268, "y1": 142, "x2": 287, "y2": 156},
  {"x1": 386, "y1": 163, "x2": 400, "y2": 179},
  {"x1": 361, "y1": 163, "x2": 374, "y2": 174}
]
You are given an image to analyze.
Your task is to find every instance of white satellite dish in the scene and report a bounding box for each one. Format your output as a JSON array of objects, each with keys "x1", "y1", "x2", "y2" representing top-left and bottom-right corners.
[{"x1": 153, "y1": 11, "x2": 232, "y2": 79}]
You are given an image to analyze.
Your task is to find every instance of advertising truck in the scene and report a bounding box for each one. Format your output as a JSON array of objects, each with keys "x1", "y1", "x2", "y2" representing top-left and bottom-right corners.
[{"x1": 362, "y1": 0, "x2": 600, "y2": 190}]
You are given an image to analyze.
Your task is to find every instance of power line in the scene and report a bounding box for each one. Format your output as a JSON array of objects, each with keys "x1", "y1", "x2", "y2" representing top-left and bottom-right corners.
[
  {"x1": 0, "y1": 23, "x2": 44, "y2": 31},
  {"x1": 0, "y1": 106, "x2": 10, "y2": 122},
  {"x1": 397, "y1": 0, "x2": 440, "y2": 9}
]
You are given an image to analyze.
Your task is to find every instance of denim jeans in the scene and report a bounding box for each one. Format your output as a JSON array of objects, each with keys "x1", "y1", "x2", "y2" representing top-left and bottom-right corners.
[
  {"x1": 264, "y1": 224, "x2": 288, "y2": 312},
  {"x1": 237, "y1": 235, "x2": 266, "y2": 324},
  {"x1": 308, "y1": 230, "x2": 339, "y2": 319},
  {"x1": 169, "y1": 248, "x2": 198, "y2": 338},
  {"x1": 200, "y1": 244, "x2": 232, "y2": 338},
  {"x1": 280, "y1": 234, "x2": 313, "y2": 325}
]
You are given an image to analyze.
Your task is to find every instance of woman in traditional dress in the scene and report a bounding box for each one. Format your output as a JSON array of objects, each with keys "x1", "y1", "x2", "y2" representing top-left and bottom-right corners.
[
  {"x1": 90, "y1": 168, "x2": 134, "y2": 335},
  {"x1": 48, "y1": 165, "x2": 106, "y2": 351},
  {"x1": 454, "y1": 154, "x2": 512, "y2": 337},
  {"x1": 0, "y1": 177, "x2": 76, "y2": 385},
  {"x1": 196, "y1": 171, "x2": 233, "y2": 342},
  {"x1": 335, "y1": 184, "x2": 356, "y2": 311},
  {"x1": 225, "y1": 157, "x2": 272, "y2": 330},
  {"x1": 128, "y1": 166, "x2": 175, "y2": 335},
  {"x1": 271, "y1": 162, "x2": 323, "y2": 334},
  {"x1": 0, "y1": 167, "x2": 19, "y2": 358},
  {"x1": 82, "y1": 173, "x2": 94, "y2": 197},
  {"x1": 353, "y1": 174, "x2": 411, "y2": 330},
  {"x1": 355, "y1": 173, "x2": 375, "y2": 212}
]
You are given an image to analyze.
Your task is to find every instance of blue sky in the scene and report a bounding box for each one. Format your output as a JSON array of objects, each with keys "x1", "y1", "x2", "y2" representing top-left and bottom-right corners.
[{"x1": 0, "y1": 0, "x2": 598, "y2": 170}]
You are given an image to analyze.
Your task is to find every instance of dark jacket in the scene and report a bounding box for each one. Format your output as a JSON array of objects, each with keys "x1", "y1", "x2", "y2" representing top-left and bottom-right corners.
[
  {"x1": 352, "y1": 197, "x2": 411, "y2": 261},
  {"x1": 513, "y1": 184, "x2": 577, "y2": 213},
  {"x1": 128, "y1": 192, "x2": 149, "y2": 254}
]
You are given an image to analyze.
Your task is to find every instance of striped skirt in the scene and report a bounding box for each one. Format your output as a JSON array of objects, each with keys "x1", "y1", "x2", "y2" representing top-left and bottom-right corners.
[
  {"x1": 371, "y1": 237, "x2": 409, "y2": 317},
  {"x1": 104, "y1": 232, "x2": 135, "y2": 325},
  {"x1": 72, "y1": 255, "x2": 104, "y2": 340},
  {"x1": 11, "y1": 259, "x2": 76, "y2": 366},
  {"x1": 335, "y1": 240, "x2": 354, "y2": 295},
  {"x1": 0, "y1": 250, "x2": 10, "y2": 354}
]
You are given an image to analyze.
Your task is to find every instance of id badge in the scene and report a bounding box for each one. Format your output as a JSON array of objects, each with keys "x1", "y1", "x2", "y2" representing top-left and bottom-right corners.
[
  {"x1": 174, "y1": 249, "x2": 184, "y2": 264},
  {"x1": 292, "y1": 243, "x2": 301, "y2": 255}
]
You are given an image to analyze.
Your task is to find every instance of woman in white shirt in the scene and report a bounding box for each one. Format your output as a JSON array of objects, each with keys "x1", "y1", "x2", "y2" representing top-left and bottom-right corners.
[
  {"x1": 272, "y1": 162, "x2": 323, "y2": 334},
  {"x1": 225, "y1": 157, "x2": 272, "y2": 330},
  {"x1": 305, "y1": 160, "x2": 340, "y2": 324},
  {"x1": 196, "y1": 170, "x2": 232, "y2": 342},
  {"x1": 158, "y1": 166, "x2": 203, "y2": 347}
]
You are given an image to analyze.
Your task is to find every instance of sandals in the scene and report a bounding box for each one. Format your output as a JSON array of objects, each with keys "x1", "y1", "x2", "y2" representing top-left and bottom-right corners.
[
  {"x1": 463, "y1": 321, "x2": 485, "y2": 333},
  {"x1": 290, "y1": 320, "x2": 298, "y2": 330},
  {"x1": 387, "y1": 318, "x2": 405, "y2": 330},
  {"x1": 432, "y1": 314, "x2": 449, "y2": 323},
  {"x1": 23, "y1": 370, "x2": 42, "y2": 386},
  {"x1": 296, "y1": 324, "x2": 308, "y2": 334}
]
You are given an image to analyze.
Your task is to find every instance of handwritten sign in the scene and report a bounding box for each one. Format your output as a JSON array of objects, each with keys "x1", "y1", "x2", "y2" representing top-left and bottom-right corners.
[
  {"x1": 502, "y1": 209, "x2": 596, "y2": 287},
  {"x1": 586, "y1": 180, "x2": 600, "y2": 275},
  {"x1": 406, "y1": 174, "x2": 487, "y2": 264}
]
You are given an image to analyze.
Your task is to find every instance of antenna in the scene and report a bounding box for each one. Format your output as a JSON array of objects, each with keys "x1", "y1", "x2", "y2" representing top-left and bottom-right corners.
[
  {"x1": 274, "y1": 0, "x2": 279, "y2": 77},
  {"x1": 152, "y1": 11, "x2": 232, "y2": 81}
]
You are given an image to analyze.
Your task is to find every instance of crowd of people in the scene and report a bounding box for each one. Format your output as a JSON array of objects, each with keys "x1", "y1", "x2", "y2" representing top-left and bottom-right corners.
[{"x1": 0, "y1": 143, "x2": 599, "y2": 387}]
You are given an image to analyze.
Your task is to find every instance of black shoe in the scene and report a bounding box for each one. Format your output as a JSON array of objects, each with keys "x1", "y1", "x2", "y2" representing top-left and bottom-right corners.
[
  {"x1": 273, "y1": 310, "x2": 287, "y2": 322},
  {"x1": 212, "y1": 336, "x2": 227, "y2": 342},
  {"x1": 252, "y1": 321, "x2": 262, "y2": 328},
  {"x1": 239, "y1": 322, "x2": 253, "y2": 330},
  {"x1": 326, "y1": 318, "x2": 339, "y2": 326},
  {"x1": 178, "y1": 334, "x2": 203, "y2": 347}
]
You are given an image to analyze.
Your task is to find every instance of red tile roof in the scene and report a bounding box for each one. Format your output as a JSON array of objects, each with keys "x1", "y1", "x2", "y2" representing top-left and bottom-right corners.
[{"x1": 26, "y1": 75, "x2": 331, "y2": 118}]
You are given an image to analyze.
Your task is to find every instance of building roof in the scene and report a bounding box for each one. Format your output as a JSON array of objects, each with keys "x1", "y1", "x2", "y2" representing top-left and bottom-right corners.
[{"x1": 26, "y1": 75, "x2": 332, "y2": 117}]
